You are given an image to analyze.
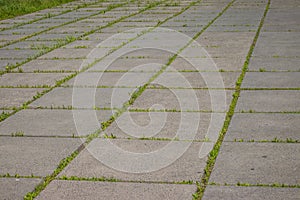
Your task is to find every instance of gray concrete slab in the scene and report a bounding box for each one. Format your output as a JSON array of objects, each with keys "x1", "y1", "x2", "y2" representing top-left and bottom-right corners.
[
  {"x1": 205, "y1": 45, "x2": 250, "y2": 57},
  {"x1": 5, "y1": 41, "x2": 56, "y2": 50},
  {"x1": 59, "y1": 139, "x2": 207, "y2": 182},
  {"x1": 264, "y1": 9, "x2": 299, "y2": 25},
  {"x1": 115, "y1": 48, "x2": 173, "y2": 59},
  {"x1": 88, "y1": 58, "x2": 167, "y2": 72},
  {"x1": 0, "y1": 178, "x2": 41, "y2": 200},
  {"x1": 167, "y1": 57, "x2": 245, "y2": 72},
  {"x1": 82, "y1": 33, "x2": 116, "y2": 41},
  {"x1": 0, "y1": 34, "x2": 23, "y2": 42},
  {"x1": 29, "y1": 87, "x2": 136, "y2": 109},
  {"x1": 262, "y1": 24, "x2": 300, "y2": 32},
  {"x1": 116, "y1": 21, "x2": 158, "y2": 27},
  {"x1": 0, "y1": 59, "x2": 26, "y2": 71},
  {"x1": 197, "y1": 32, "x2": 255, "y2": 48},
  {"x1": 2, "y1": 26, "x2": 44, "y2": 34},
  {"x1": 225, "y1": 113, "x2": 300, "y2": 141},
  {"x1": 0, "y1": 109, "x2": 113, "y2": 137},
  {"x1": 202, "y1": 186, "x2": 300, "y2": 200},
  {"x1": 131, "y1": 89, "x2": 233, "y2": 112},
  {"x1": 0, "y1": 137, "x2": 82, "y2": 176},
  {"x1": 0, "y1": 88, "x2": 45, "y2": 108},
  {"x1": 242, "y1": 72, "x2": 300, "y2": 88},
  {"x1": 28, "y1": 33, "x2": 81, "y2": 41},
  {"x1": 206, "y1": 24, "x2": 256, "y2": 32},
  {"x1": 38, "y1": 48, "x2": 93, "y2": 59},
  {"x1": 253, "y1": 45, "x2": 300, "y2": 58},
  {"x1": 248, "y1": 57, "x2": 300, "y2": 72},
  {"x1": 0, "y1": 73, "x2": 71, "y2": 87},
  {"x1": 104, "y1": 112, "x2": 225, "y2": 140},
  {"x1": 256, "y1": 32, "x2": 300, "y2": 46},
  {"x1": 37, "y1": 180, "x2": 197, "y2": 200},
  {"x1": 209, "y1": 142, "x2": 300, "y2": 185},
  {"x1": 19, "y1": 59, "x2": 90, "y2": 72},
  {"x1": 0, "y1": 49, "x2": 38, "y2": 59},
  {"x1": 236, "y1": 90, "x2": 300, "y2": 112},
  {"x1": 154, "y1": 72, "x2": 239, "y2": 88},
  {"x1": 62, "y1": 40, "x2": 100, "y2": 49},
  {"x1": 63, "y1": 72, "x2": 155, "y2": 87}
]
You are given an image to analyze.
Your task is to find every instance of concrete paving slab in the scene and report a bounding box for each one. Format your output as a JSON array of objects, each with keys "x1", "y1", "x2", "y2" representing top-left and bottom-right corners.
[
  {"x1": 225, "y1": 113, "x2": 300, "y2": 141},
  {"x1": 0, "y1": 73, "x2": 70, "y2": 87},
  {"x1": 206, "y1": 25, "x2": 257, "y2": 32},
  {"x1": 209, "y1": 142, "x2": 300, "y2": 185},
  {"x1": 0, "y1": 59, "x2": 26, "y2": 71},
  {"x1": 205, "y1": 45, "x2": 250, "y2": 56},
  {"x1": 0, "y1": 137, "x2": 82, "y2": 176},
  {"x1": 104, "y1": 112, "x2": 225, "y2": 140},
  {"x1": 167, "y1": 57, "x2": 245, "y2": 72},
  {"x1": 131, "y1": 89, "x2": 232, "y2": 112},
  {"x1": 264, "y1": 9, "x2": 299, "y2": 25},
  {"x1": 257, "y1": 32, "x2": 300, "y2": 45},
  {"x1": 19, "y1": 59, "x2": 90, "y2": 72},
  {"x1": 5, "y1": 41, "x2": 56, "y2": 50},
  {"x1": 96, "y1": 39, "x2": 128, "y2": 48},
  {"x1": 154, "y1": 72, "x2": 239, "y2": 88},
  {"x1": 0, "y1": 109, "x2": 113, "y2": 137},
  {"x1": 99, "y1": 26, "x2": 133, "y2": 34},
  {"x1": 236, "y1": 90, "x2": 300, "y2": 112},
  {"x1": 0, "y1": 178, "x2": 41, "y2": 200},
  {"x1": 253, "y1": 45, "x2": 300, "y2": 58},
  {"x1": 270, "y1": 0, "x2": 299, "y2": 8},
  {"x1": 0, "y1": 88, "x2": 45, "y2": 108},
  {"x1": 74, "y1": 20, "x2": 107, "y2": 28},
  {"x1": 0, "y1": 73, "x2": 71, "y2": 87},
  {"x1": 32, "y1": 18, "x2": 72, "y2": 24},
  {"x1": 242, "y1": 72, "x2": 300, "y2": 88},
  {"x1": 0, "y1": 49, "x2": 38, "y2": 59},
  {"x1": 127, "y1": 14, "x2": 170, "y2": 21},
  {"x1": 44, "y1": 26, "x2": 91, "y2": 34},
  {"x1": 248, "y1": 57, "x2": 300, "y2": 72},
  {"x1": 162, "y1": 21, "x2": 204, "y2": 27},
  {"x1": 197, "y1": 32, "x2": 255, "y2": 48},
  {"x1": 88, "y1": 59, "x2": 164, "y2": 72},
  {"x1": 262, "y1": 24, "x2": 300, "y2": 32},
  {"x1": 37, "y1": 180, "x2": 197, "y2": 200},
  {"x1": 116, "y1": 21, "x2": 158, "y2": 27},
  {"x1": 114, "y1": 48, "x2": 174, "y2": 59},
  {"x1": 28, "y1": 33, "x2": 81, "y2": 41},
  {"x1": 38, "y1": 48, "x2": 93, "y2": 59},
  {"x1": 213, "y1": 18, "x2": 260, "y2": 26},
  {"x1": 0, "y1": 28, "x2": 43, "y2": 35},
  {"x1": 63, "y1": 72, "x2": 155, "y2": 87},
  {"x1": 29, "y1": 87, "x2": 136, "y2": 109},
  {"x1": 0, "y1": 34, "x2": 23, "y2": 42},
  {"x1": 62, "y1": 40, "x2": 100, "y2": 49},
  {"x1": 59, "y1": 139, "x2": 207, "y2": 182},
  {"x1": 202, "y1": 186, "x2": 300, "y2": 200}
]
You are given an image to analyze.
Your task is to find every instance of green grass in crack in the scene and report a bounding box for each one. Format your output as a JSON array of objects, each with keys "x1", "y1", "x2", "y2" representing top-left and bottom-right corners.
[
  {"x1": 0, "y1": 111, "x2": 10, "y2": 122},
  {"x1": 0, "y1": 0, "x2": 76, "y2": 20},
  {"x1": 11, "y1": 131, "x2": 24, "y2": 137}
]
